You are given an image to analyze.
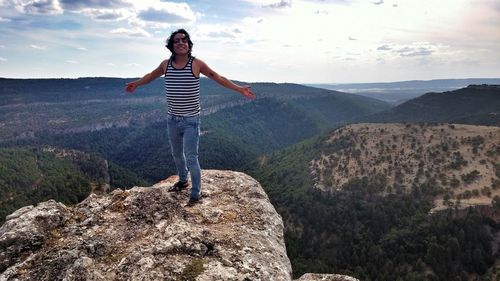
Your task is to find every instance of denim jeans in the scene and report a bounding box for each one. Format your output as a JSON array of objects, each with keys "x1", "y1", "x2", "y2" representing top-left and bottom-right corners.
[{"x1": 167, "y1": 114, "x2": 201, "y2": 199}]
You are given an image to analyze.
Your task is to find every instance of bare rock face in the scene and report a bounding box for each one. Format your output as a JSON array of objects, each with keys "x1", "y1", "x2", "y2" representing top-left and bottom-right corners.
[{"x1": 0, "y1": 170, "x2": 291, "y2": 281}]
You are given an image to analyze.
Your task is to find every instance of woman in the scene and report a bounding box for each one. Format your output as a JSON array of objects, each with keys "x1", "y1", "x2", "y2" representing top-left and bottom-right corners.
[{"x1": 126, "y1": 29, "x2": 256, "y2": 206}]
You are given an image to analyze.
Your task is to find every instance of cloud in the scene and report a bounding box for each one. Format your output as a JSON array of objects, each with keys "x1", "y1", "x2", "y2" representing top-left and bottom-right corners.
[
  {"x1": 0, "y1": 57, "x2": 7, "y2": 62},
  {"x1": 131, "y1": 1, "x2": 196, "y2": 25},
  {"x1": 264, "y1": 0, "x2": 292, "y2": 8},
  {"x1": 207, "y1": 30, "x2": 236, "y2": 39},
  {"x1": 4, "y1": 0, "x2": 63, "y2": 15},
  {"x1": 65, "y1": 60, "x2": 77, "y2": 64},
  {"x1": 243, "y1": 0, "x2": 292, "y2": 8},
  {"x1": 31, "y1": 44, "x2": 47, "y2": 50},
  {"x1": 377, "y1": 43, "x2": 436, "y2": 57},
  {"x1": 138, "y1": 7, "x2": 193, "y2": 23},
  {"x1": 398, "y1": 47, "x2": 433, "y2": 57},
  {"x1": 377, "y1": 44, "x2": 392, "y2": 51},
  {"x1": 110, "y1": 27, "x2": 151, "y2": 37},
  {"x1": 59, "y1": 0, "x2": 131, "y2": 11},
  {"x1": 80, "y1": 9, "x2": 126, "y2": 21}
]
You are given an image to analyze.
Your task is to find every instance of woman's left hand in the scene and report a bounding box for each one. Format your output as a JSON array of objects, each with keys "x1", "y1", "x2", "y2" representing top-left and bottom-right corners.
[{"x1": 240, "y1": 86, "x2": 256, "y2": 99}]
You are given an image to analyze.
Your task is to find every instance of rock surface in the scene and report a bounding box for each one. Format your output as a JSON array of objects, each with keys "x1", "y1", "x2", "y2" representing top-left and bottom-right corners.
[
  {"x1": 0, "y1": 170, "x2": 358, "y2": 281},
  {"x1": 295, "y1": 273, "x2": 360, "y2": 281}
]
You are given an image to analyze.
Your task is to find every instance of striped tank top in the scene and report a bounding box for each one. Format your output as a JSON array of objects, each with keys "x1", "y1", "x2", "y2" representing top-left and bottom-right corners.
[{"x1": 164, "y1": 56, "x2": 200, "y2": 116}]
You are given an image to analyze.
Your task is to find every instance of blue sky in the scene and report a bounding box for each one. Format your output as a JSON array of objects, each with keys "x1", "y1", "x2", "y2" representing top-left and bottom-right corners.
[{"x1": 0, "y1": 0, "x2": 499, "y2": 83}]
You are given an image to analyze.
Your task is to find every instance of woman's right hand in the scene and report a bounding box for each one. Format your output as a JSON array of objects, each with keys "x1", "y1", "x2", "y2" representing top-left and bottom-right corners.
[{"x1": 125, "y1": 82, "x2": 137, "y2": 93}]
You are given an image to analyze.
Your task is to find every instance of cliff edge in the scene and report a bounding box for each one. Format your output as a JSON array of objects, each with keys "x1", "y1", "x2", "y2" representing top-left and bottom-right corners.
[{"x1": 0, "y1": 170, "x2": 357, "y2": 281}]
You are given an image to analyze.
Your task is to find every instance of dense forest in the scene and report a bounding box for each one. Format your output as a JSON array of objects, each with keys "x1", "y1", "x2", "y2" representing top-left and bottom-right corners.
[
  {"x1": 245, "y1": 131, "x2": 500, "y2": 280},
  {"x1": 3, "y1": 95, "x2": 386, "y2": 182},
  {"x1": 0, "y1": 147, "x2": 146, "y2": 224}
]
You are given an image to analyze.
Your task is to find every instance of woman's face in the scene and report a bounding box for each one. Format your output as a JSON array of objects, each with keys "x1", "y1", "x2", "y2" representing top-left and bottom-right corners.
[{"x1": 172, "y1": 33, "x2": 189, "y2": 55}]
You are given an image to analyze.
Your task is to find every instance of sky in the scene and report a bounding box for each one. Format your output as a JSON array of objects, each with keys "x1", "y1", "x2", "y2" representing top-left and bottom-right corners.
[{"x1": 0, "y1": 0, "x2": 499, "y2": 83}]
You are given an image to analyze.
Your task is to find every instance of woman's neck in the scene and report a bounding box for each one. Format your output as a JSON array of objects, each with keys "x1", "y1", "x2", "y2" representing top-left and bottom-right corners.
[{"x1": 173, "y1": 54, "x2": 189, "y2": 63}]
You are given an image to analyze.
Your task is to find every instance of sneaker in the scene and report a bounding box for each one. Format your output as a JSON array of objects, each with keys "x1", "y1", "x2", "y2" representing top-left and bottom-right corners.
[
  {"x1": 185, "y1": 196, "x2": 202, "y2": 207},
  {"x1": 168, "y1": 181, "x2": 189, "y2": 192}
]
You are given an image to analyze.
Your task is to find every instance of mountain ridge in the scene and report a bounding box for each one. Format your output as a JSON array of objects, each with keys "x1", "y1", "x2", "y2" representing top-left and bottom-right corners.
[
  {"x1": 363, "y1": 84, "x2": 500, "y2": 125},
  {"x1": 0, "y1": 77, "x2": 390, "y2": 141},
  {"x1": 308, "y1": 78, "x2": 500, "y2": 104}
]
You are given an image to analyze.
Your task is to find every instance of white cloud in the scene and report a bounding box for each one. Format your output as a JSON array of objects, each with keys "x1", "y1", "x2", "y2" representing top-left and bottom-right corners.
[
  {"x1": 138, "y1": 7, "x2": 191, "y2": 23},
  {"x1": 80, "y1": 8, "x2": 128, "y2": 21},
  {"x1": 243, "y1": 0, "x2": 291, "y2": 7},
  {"x1": 0, "y1": 57, "x2": 7, "y2": 62},
  {"x1": 3, "y1": 0, "x2": 63, "y2": 15},
  {"x1": 59, "y1": 0, "x2": 131, "y2": 11},
  {"x1": 376, "y1": 42, "x2": 441, "y2": 58},
  {"x1": 377, "y1": 44, "x2": 392, "y2": 51},
  {"x1": 65, "y1": 60, "x2": 77, "y2": 64},
  {"x1": 30, "y1": 44, "x2": 47, "y2": 50},
  {"x1": 131, "y1": 1, "x2": 197, "y2": 23},
  {"x1": 264, "y1": 0, "x2": 292, "y2": 8},
  {"x1": 110, "y1": 27, "x2": 151, "y2": 37}
]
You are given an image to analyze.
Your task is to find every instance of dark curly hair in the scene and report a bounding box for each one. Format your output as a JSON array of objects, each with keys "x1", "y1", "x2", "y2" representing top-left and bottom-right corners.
[{"x1": 165, "y1": 29, "x2": 193, "y2": 60}]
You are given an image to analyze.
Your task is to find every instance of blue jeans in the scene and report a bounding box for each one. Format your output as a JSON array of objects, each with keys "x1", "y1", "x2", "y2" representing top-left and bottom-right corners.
[{"x1": 167, "y1": 114, "x2": 201, "y2": 199}]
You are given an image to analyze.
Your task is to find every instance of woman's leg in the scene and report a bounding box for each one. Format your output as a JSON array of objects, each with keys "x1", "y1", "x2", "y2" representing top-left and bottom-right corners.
[{"x1": 167, "y1": 115, "x2": 189, "y2": 183}]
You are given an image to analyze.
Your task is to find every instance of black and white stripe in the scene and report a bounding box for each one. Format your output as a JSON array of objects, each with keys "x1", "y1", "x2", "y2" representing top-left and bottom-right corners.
[{"x1": 164, "y1": 57, "x2": 200, "y2": 116}]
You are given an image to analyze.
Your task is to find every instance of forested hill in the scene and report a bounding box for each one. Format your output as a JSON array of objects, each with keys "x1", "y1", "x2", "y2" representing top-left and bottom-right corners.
[
  {"x1": 310, "y1": 123, "x2": 500, "y2": 211},
  {"x1": 0, "y1": 146, "x2": 146, "y2": 224},
  {"x1": 0, "y1": 77, "x2": 390, "y2": 141},
  {"x1": 363, "y1": 84, "x2": 500, "y2": 125},
  {"x1": 246, "y1": 122, "x2": 500, "y2": 280}
]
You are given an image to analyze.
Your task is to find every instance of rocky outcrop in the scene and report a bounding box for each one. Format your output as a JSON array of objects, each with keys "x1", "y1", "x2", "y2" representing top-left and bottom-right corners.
[
  {"x1": 0, "y1": 170, "x2": 358, "y2": 281},
  {"x1": 295, "y1": 274, "x2": 359, "y2": 281}
]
